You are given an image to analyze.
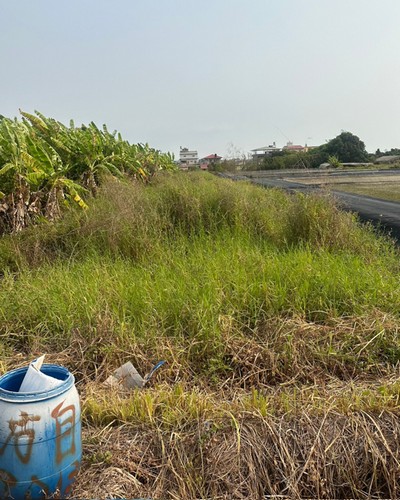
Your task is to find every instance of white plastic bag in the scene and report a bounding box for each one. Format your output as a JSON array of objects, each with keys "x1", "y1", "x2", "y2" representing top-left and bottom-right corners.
[{"x1": 19, "y1": 355, "x2": 63, "y2": 392}]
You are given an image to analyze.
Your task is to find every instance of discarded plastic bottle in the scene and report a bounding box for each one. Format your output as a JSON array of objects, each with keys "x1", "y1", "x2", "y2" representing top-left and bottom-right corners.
[{"x1": 0, "y1": 364, "x2": 81, "y2": 499}]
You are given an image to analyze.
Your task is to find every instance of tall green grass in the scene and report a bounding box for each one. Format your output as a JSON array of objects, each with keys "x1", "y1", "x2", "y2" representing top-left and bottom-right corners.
[
  {"x1": 1, "y1": 235, "x2": 398, "y2": 342},
  {"x1": 0, "y1": 172, "x2": 393, "y2": 272},
  {"x1": 0, "y1": 172, "x2": 399, "y2": 375},
  {"x1": 3, "y1": 165, "x2": 400, "y2": 500}
]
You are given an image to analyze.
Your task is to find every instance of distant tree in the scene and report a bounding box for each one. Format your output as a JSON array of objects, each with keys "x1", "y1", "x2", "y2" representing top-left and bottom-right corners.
[
  {"x1": 376, "y1": 148, "x2": 400, "y2": 157},
  {"x1": 252, "y1": 131, "x2": 369, "y2": 172},
  {"x1": 321, "y1": 131, "x2": 368, "y2": 162},
  {"x1": 260, "y1": 149, "x2": 325, "y2": 170}
]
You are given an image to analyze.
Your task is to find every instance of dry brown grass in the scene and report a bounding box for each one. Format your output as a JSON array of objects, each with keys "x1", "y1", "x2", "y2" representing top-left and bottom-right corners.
[
  {"x1": 220, "y1": 313, "x2": 400, "y2": 388},
  {"x1": 3, "y1": 313, "x2": 400, "y2": 499},
  {"x1": 72, "y1": 412, "x2": 400, "y2": 499},
  {"x1": 5, "y1": 312, "x2": 398, "y2": 391}
]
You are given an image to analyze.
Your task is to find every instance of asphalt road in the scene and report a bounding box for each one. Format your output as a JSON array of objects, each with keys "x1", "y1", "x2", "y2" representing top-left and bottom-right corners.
[
  {"x1": 225, "y1": 173, "x2": 400, "y2": 241},
  {"x1": 332, "y1": 191, "x2": 400, "y2": 240}
]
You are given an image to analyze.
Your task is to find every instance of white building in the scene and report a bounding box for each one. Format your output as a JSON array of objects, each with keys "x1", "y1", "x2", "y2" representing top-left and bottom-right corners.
[
  {"x1": 179, "y1": 147, "x2": 198, "y2": 169},
  {"x1": 251, "y1": 142, "x2": 281, "y2": 160}
]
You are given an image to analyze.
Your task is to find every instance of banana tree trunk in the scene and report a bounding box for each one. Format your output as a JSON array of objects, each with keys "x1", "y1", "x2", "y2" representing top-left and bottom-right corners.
[
  {"x1": 45, "y1": 186, "x2": 63, "y2": 221},
  {"x1": 12, "y1": 184, "x2": 31, "y2": 232}
]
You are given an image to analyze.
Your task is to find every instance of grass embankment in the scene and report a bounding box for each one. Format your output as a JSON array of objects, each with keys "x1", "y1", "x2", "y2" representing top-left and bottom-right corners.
[{"x1": 1, "y1": 172, "x2": 400, "y2": 499}]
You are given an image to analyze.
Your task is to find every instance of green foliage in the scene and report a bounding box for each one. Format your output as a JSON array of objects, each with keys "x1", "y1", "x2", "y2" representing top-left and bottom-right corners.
[
  {"x1": 258, "y1": 149, "x2": 326, "y2": 171},
  {"x1": 321, "y1": 131, "x2": 369, "y2": 162},
  {"x1": 0, "y1": 110, "x2": 176, "y2": 234},
  {"x1": 375, "y1": 148, "x2": 400, "y2": 157},
  {"x1": 254, "y1": 131, "x2": 369, "y2": 171},
  {"x1": 327, "y1": 155, "x2": 341, "y2": 168}
]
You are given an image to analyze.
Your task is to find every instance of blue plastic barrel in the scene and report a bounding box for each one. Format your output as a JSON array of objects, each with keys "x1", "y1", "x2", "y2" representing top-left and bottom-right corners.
[{"x1": 0, "y1": 364, "x2": 81, "y2": 499}]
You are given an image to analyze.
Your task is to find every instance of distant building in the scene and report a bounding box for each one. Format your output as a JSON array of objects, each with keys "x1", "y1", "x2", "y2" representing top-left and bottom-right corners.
[
  {"x1": 282, "y1": 141, "x2": 306, "y2": 153},
  {"x1": 251, "y1": 142, "x2": 281, "y2": 160},
  {"x1": 251, "y1": 141, "x2": 318, "y2": 160},
  {"x1": 199, "y1": 153, "x2": 222, "y2": 170},
  {"x1": 179, "y1": 147, "x2": 198, "y2": 169},
  {"x1": 375, "y1": 155, "x2": 400, "y2": 164}
]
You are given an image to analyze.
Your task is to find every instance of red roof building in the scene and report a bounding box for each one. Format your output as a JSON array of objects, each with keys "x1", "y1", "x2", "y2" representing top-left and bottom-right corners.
[
  {"x1": 199, "y1": 153, "x2": 222, "y2": 170},
  {"x1": 283, "y1": 141, "x2": 306, "y2": 152}
]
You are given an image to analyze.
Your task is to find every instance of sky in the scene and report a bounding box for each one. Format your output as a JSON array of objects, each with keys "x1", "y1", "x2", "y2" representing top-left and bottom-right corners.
[{"x1": 1, "y1": 0, "x2": 399, "y2": 159}]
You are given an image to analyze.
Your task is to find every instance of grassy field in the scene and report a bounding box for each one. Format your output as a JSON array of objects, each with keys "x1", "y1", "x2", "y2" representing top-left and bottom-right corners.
[
  {"x1": 276, "y1": 169, "x2": 400, "y2": 203},
  {"x1": 332, "y1": 181, "x2": 400, "y2": 202},
  {"x1": 1, "y1": 172, "x2": 400, "y2": 498}
]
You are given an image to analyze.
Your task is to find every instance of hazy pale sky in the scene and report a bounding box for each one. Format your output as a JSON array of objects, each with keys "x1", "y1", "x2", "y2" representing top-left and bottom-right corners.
[{"x1": 1, "y1": 0, "x2": 399, "y2": 158}]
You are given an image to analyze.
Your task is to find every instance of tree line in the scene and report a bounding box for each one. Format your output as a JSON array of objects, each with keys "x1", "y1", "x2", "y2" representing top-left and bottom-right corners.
[{"x1": 251, "y1": 131, "x2": 396, "y2": 171}]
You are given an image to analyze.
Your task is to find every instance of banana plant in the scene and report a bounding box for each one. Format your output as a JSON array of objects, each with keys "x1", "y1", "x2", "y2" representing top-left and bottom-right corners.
[
  {"x1": 0, "y1": 110, "x2": 177, "y2": 234},
  {"x1": 0, "y1": 119, "x2": 37, "y2": 231}
]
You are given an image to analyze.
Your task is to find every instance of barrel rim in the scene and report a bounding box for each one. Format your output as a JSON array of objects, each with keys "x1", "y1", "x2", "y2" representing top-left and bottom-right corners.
[{"x1": 0, "y1": 364, "x2": 75, "y2": 402}]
